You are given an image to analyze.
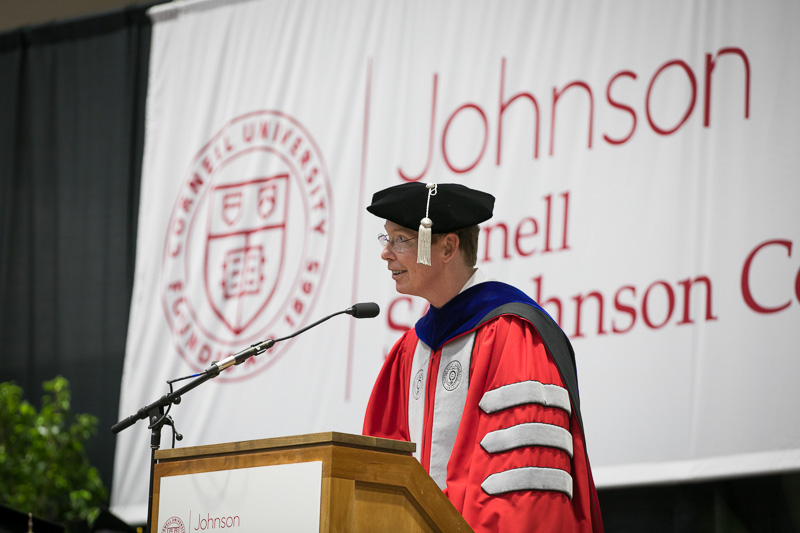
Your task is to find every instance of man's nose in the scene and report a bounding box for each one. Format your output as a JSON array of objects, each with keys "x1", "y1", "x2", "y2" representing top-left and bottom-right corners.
[{"x1": 381, "y1": 244, "x2": 395, "y2": 261}]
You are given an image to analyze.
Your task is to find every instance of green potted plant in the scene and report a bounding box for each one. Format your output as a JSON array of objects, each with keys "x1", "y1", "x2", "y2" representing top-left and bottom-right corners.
[{"x1": 0, "y1": 376, "x2": 108, "y2": 532}]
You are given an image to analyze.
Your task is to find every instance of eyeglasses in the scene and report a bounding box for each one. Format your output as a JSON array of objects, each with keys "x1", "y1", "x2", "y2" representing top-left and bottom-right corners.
[{"x1": 378, "y1": 233, "x2": 418, "y2": 254}]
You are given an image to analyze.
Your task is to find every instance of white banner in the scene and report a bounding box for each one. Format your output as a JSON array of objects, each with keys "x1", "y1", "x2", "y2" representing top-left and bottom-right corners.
[{"x1": 112, "y1": 0, "x2": 800, "y2": 522}]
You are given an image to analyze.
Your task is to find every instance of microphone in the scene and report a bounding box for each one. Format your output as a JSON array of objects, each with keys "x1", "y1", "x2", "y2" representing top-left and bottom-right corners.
[
  {"x1": 204, "y1": 338, "x2": 275, "y2": 375},
  {"x1": 204, "y1": 302, "x2": 380, "y2": 375},
  {"x1": 112, "y1": 303, "x2": 381, "y2": 435},
  {"x1": 346, "y1": 302, "x2": 380, "y2": 319}
]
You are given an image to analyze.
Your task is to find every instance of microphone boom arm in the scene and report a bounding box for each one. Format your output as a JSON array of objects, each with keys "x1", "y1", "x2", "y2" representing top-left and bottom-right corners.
[{"x1": 111, "y1": 302, "x2": 379, "y2": 434}]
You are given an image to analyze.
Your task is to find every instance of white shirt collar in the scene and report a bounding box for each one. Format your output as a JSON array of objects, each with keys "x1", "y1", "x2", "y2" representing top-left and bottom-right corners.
[{"x1": 459, "y1": 268, "x2": 490, "y2": 294}]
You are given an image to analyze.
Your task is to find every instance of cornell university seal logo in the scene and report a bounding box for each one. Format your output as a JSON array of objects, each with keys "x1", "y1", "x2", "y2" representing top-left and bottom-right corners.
[
  {"x1": 161, "y1": 111, "x2": 332, "y2": 381},
  {"x1": 442, "y1": 360, "x2": 463, "y2": 391},
  {"x1": 161, "y1": 516, "x2": 185, "y2": 533}
]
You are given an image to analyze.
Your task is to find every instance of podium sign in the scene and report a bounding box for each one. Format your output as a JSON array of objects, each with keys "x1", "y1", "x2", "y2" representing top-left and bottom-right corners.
[{"x1": 156, "y1": 462, "x2": 322, "y2": 532}]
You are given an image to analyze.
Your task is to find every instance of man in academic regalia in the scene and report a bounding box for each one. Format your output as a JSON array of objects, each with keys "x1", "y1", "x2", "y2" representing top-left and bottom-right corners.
[{"x1": 362, "y1": 182, "x2": 604, "y2": 532}]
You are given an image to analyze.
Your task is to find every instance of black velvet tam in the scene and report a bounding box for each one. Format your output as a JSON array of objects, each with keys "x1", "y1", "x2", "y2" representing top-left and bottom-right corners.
[{"x1": 367, "y1": 182, "x2": 495, "y2": 233}]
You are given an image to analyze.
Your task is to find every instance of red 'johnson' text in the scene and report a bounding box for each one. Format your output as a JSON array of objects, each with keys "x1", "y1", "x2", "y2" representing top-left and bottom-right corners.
[{"x1": 397, "y1": 48, "x2": 750, "y2": 180}]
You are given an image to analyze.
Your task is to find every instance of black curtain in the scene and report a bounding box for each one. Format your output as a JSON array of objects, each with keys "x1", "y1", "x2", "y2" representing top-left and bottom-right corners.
[
  {"x1": 0, "y1": 5, "x2": 156, "y2": 496},
  {"x1": 600, "y1": 473, "x2": 800, "y2": 532}
]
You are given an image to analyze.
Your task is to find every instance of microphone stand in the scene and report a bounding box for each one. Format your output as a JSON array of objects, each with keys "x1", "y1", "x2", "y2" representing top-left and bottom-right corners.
[
  {"x1": 111, "y1": 356, "x2": 243, "y2": 532},
  {"x1": 111, "y1": 303, "x2": 378, "y2": 532}
]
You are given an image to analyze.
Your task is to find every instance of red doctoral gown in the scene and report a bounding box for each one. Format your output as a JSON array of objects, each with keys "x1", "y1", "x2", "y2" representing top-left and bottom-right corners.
[{"x1": 363, "y1": 282, "x2": 603, "y2": 532}]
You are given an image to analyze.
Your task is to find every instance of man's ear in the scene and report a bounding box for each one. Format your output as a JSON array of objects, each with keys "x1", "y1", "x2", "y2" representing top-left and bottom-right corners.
[{"x1": 441, "y1": 233, "x2": 460, "y2": 263}]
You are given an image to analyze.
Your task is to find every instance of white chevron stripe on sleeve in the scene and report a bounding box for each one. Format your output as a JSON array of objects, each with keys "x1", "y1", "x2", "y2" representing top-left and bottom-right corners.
[
  {"x1": 480, "y1": 422, "x2": 574, "y2": 457},
  {"x1": 482, "y1": 467, "x2": 573, "y2": 499},
  {"x1": 479, "y1": 380, "x2": 571, "y2": 415}
]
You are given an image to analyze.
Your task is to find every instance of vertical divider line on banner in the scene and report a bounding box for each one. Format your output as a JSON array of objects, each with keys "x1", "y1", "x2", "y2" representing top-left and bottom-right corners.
[{"x1": 346, "y1": 57, "x2": 374, "y2": 401}]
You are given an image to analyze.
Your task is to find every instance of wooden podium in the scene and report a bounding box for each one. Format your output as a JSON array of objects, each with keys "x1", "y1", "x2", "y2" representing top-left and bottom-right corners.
[{"x1": 151, "y1": 432, "x2": 473, "y2": 532}]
